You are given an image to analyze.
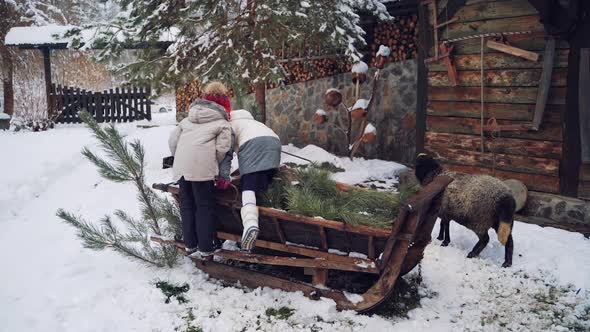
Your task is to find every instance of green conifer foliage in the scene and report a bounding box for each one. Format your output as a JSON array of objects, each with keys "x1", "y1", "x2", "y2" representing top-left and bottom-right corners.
[{"x1": 57, "y1": 112, "x2": 180, "y2": 267}]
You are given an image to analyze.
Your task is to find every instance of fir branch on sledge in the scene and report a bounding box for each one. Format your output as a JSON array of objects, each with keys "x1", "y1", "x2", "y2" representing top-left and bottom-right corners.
[{"x1": 262, "y1": 165, "x2": 417, "y2": 229}]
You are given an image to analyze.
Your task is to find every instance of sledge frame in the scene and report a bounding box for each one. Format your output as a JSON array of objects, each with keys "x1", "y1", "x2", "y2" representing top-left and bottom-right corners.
[{"x1": 152, "y1": 175, "x2": 452, "y2": 312}]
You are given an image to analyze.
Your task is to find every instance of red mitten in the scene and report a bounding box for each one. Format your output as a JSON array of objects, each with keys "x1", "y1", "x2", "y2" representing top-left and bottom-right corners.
[{"x1": 216, "y1": 178, "x2": 231, "y2": 190}]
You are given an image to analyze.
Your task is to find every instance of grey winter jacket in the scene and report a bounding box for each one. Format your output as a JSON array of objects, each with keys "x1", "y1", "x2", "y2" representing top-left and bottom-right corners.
[
  {"x1": 230, "y1": 109, "x2": 281, "y2": 175},
  {"x1": 168, "y1": 100, "x2": 232, "y2": 181}
]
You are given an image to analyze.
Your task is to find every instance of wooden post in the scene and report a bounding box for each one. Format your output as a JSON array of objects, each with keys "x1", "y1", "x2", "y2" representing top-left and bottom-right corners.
[
  {"x1": 41, "y1": 48, "x2": 53, "y2": 118},
  {"x1": 580, "y1": 48, "x2": 590, "y2": 162}
]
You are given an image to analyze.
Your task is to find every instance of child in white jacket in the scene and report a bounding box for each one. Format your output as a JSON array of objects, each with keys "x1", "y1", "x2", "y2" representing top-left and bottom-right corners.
[{"x1": 230, "y1": 109, "x2": 281, "y2": 251}]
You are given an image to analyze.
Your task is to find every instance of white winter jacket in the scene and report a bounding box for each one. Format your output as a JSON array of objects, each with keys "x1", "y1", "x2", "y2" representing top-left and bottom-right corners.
[
  {"x1": 169, "y1": 100, "x2": 232, "y2": 181},
  {"x1": 230, "y1": 109, "x2": 281, "y2": 175}
]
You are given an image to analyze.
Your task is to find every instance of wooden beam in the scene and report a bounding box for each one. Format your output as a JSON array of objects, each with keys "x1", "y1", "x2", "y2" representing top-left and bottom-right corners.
[
  {"x1": 486, "y1": 40, "x2": 539, "y2": 62},
  {"x1": 212, "y1": 249, "x2": 379, "y2": 274},
  {"x1": 439, "y1": 43, "x2": 458, "y2": 86},
  {"x1": 41, "y1": 48, "x2": 53, "y2": 118},
  {"x1": 215, "y1": 232, "x2": 377, "y2": 269},
  {"x1": 579, "y1": 48, "x2": 590, "y2": 162},
  {"x1": 531, "y1": 38, "x2": 556, "y2": 130},
  {"x1": 416, "y1": 1, "x2": 433, "y2": 155}
]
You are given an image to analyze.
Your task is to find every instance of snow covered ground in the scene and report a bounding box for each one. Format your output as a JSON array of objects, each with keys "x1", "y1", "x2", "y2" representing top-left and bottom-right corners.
[{"x1": 1, "y1": 111, "x2": 588, "y2": 332}]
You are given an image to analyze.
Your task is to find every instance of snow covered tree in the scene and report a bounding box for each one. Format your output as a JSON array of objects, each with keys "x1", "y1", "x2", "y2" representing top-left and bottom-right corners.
[
  {"x1": 77, "y1": 0, "x2": 391, "y2": 123},
  {"x1": 57, "y1": 111, "x2": 181, "y2": 267}
]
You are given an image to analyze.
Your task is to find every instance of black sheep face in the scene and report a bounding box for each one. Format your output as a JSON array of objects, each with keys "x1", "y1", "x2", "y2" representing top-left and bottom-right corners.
[{"x1": 415, "y1": 153, "x2": 442, "y2": 185}]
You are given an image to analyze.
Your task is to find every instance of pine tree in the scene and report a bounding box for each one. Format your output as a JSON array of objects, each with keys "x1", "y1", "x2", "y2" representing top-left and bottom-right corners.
[
  {"x1": 74, "y1": 0, "x2": 391, "y2": 122},
  {"x1": 57, "y1": 111, "x2": 181, "y2": 267}
]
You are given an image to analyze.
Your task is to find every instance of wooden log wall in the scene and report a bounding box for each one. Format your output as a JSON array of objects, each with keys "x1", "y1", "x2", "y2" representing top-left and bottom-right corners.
[{"x1": 424, "y1": 0, "x2": 569, "y2": 194}]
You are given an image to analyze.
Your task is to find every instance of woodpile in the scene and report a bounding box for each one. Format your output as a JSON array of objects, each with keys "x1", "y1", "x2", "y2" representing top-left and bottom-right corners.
[
  {"x1": 370, "y1": 14, "x2": 419, "y2": 66},
  {"x1": 175, "y1": 80, "x2": 203, "y2": 116},
  {"x1": 281, "y1": 58, "x2": 351, "y2": 84}
]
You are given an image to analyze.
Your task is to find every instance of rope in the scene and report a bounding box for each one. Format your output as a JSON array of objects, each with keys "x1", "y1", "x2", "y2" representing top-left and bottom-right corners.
[
  {"x1": 443, "y1": 30, "x2": 534, "y2": 44},
  {"x1": 281, "y1": 150, "x2": 313, "y2": 163}
]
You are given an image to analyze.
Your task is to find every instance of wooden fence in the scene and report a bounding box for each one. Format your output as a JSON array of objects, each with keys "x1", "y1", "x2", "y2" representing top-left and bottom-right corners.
[{"x1": 50, "y1": 84, "x2": 151, "y2": 123}]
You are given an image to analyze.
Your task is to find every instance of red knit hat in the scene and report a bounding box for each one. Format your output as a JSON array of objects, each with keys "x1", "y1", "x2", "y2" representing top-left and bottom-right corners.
[{"x1": 203, "y1": 93, "x2": 231, "y2": 119}]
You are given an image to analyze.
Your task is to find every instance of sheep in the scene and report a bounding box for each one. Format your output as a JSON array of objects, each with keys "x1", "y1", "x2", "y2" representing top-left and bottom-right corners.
[{"x1": 414, "y1": 154, "x2": 516, "y2": 267}]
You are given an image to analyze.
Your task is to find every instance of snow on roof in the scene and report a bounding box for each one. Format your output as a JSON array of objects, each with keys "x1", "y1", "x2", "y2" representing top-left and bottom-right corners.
[
  {"x1": 351, "y1": 61, "x2": 368, "y2": 74},
  {"x1": 5, "y1": 24, "x2": 178, "y2": 47},
  {"x1": 351, "y1": 99, "x2": 370, "y2": 111},
  {"x1": 377, "y1": 45, "x2": 391, "y2": 57},
  {"x1": 364, "y1": 123, "x2": 377, "y2": 135},
  {"x1": 315, "y1": 109, "x2": 327, "y2": 116}
]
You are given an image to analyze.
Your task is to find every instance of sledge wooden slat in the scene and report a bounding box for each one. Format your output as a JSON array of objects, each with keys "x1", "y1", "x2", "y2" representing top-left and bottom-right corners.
[
  {"x1": 213, "y1": 249, "x2": 379, "y2": 274},
  {"x1": 425, "y1": 132, "x2": 563, "y2": 159},
  {"x1": 426, "y1": 115, "x2": 562, "y2": 142},
  {"x1": 312, "y1": 269, "x2": 328, "y2": 286},
  {"x1": 428, "y1": 50, "x2": 569, "y2": 71},
  {"x1": 368, "y1": 236, "x2": 375, "y2": 260},
  {"x1": 425, "y1": 146, "x2": 559, "y2": 176},
  {"x1": 428, "y1": 68, "x2": 566, "y2": 87},
  {"x1": 319, "y1": 226, "x2": 328, "y2": 250},
  {"x1": 442, "y1": 163, "x2": 560, "y2": 193},
  {"x1": 428, "y1": 86, "x2": 566, "y2": 105},
  {"x1": 486, "y1": 40, "x2": 540, "y2": 62},
  {"x1": 215, "y1": 232, "x2": 376, "y2": 267},
  {"x1": 272, "y1": 217, "x2": 287, "y2": 244}
]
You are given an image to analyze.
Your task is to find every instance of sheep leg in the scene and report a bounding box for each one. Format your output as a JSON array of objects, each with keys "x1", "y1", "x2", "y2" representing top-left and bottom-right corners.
[
  {"x1": 467, "y1": 233, "x2": 489, "y2": 258},
  {"x1": 438, "y1": 219, "x2": 451, "y2": 246},
  {"x1": 502, "y1": 234, "x2": 514, "y2": 268}
]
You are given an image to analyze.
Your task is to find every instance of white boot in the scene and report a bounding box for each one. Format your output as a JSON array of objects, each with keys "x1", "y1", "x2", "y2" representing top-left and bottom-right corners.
[{"x1": 240, "y1": 204, "x2": 259, "y2": 251}]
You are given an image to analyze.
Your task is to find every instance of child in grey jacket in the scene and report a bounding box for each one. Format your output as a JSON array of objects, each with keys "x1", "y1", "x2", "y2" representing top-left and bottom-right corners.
[{"x1": 168, "y1": 82, "x2": 232, "y2": 257}]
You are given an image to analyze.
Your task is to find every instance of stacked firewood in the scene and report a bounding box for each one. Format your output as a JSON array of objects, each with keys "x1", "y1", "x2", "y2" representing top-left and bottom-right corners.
[
  {"x1": 175, "y1": 80, "x2": 203, "y2": 115},
  {"x1": 370, "y1": 14, "x2": 419, "y2": 66},
  {"x1": 281, "y1": 58, "x2": 351, "y2": 84}
]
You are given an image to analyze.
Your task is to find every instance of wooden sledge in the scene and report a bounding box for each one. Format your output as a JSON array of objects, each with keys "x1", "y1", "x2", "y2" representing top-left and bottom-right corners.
[{"x1": 152, "y1": 175, "x2": 452, "y2": 312}]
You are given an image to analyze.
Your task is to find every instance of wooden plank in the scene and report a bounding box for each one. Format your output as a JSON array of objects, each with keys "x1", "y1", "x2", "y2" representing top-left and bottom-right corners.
[
  {"x1": 367, "y1": 236, "x2": 376, "y2": 260},
  {"x1": 428, "y1": 50, "x2": 569, "y2": 71},
  {"x1": 416, "y1": 1, "x2": 432, "y2": 154},
  {"x1": 256, "y1": 206, "x2": 391, "y2": 238},
  {"x1": 439, "y1": 43, "x2": 458, "y2": 86},
  {"x1": 312, "y1": 269, "x2": 328, "y2": 286},
  {"x1": 272, "y1": 217, "x2": 287, "y2": 244},
  {"x1": 213, "y1": 249, "x2": 379, "y2": 274},
  {"x1": 579, "y1": 48, "x2": 590, "y2": 162},
  {"x1": 318, "y1": 226, "x2": 328, "y2": 250},
  {"x1": 425, "y1": 131, "x2": 563, "y2": 159},
  {"x1": 441, "y1": 163, "x2": 560, "y2": 193},
  {"x1": 426, "y1": 113, "x2": 563, "y2": 141},
  {"x1": 428, "y1": 68, "x2": 567, "y2": 87},
  {"x1": 453, "y1": 0, "x2": 537, "y2": 23},
  {"x1": 486, "y1": 40, "x2": 540, "y2": 62},
  {"x1": 443, "y1": 15, "x2": 544, "y2": 41},
  {"x1": 429, "y1": 86, "x2": 566, "y2": 104},
  {"x1": 427, "y1": 101, "x2": 534, "y2": 120},
  {"x1": 531, "y1": 37, "x2": 556, "y2": 130},
  {"x1": 216, "y1": 232, "x2": 378, "y2": 268},
  {"x1": 452, "y1": 32, "x2": 569, "y2": 54},
  {"x1": 425, "y1": 145, "x2": 559, "y2": 176}
]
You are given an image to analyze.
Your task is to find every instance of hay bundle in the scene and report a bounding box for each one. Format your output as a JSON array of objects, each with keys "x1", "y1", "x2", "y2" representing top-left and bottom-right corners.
[{"x1": 261, "y1": 166, "x2": 417, "y2": 229}]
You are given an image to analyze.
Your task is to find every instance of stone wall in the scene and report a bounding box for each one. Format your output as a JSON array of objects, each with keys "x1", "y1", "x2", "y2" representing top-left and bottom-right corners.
[{"x1": 265, "y1": 59, "x2": 417, "y2": 164}]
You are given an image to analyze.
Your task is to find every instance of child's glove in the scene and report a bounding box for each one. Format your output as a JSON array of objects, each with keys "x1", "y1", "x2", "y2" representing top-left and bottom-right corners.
[{"x1": 216, "y1": 178, "x2": 231, "y2": 190}]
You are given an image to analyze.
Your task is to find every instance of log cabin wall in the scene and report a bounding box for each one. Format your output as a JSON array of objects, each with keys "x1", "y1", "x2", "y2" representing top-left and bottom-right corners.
[{"x1": 422, "y1": 0, "x2": 569, "y2": 194}]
